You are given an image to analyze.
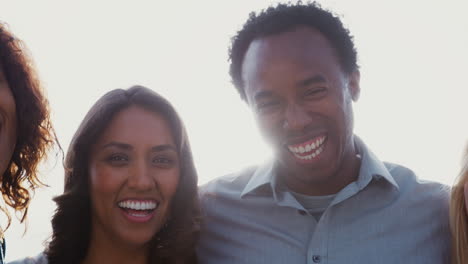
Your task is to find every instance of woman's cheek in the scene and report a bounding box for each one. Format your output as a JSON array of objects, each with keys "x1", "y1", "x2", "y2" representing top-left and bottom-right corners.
[{"x1": 464, "y1": 182, "x2": 468, "y2": 215}]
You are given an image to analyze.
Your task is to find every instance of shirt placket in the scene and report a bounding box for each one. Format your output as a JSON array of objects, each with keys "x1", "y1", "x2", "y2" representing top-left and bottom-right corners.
[{"x1": 306, "y1": 208, "x2": 330, "y2": 264}]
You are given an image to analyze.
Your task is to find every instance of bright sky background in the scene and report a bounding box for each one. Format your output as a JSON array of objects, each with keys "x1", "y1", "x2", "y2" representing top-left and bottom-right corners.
[{"x1": 2, "y1": 0, "x2": 468, "y2": 261}]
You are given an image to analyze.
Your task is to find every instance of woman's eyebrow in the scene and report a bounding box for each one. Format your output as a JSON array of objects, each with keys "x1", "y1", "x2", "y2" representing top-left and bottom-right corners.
[
  {"x1": 151, "y1": 144, "x2": 177, "y2": 152},
  {"x1": 101, "y1": 142, "x2": 132, "y2": 150},
  {"x1": 100, "y1": 142, "x2": 177, "y2": 152}
]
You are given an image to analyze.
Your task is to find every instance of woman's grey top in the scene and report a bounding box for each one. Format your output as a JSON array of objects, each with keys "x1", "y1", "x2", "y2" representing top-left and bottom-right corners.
[{"x1": 8, "y1": 253, "x2": 47, "y2": 264}]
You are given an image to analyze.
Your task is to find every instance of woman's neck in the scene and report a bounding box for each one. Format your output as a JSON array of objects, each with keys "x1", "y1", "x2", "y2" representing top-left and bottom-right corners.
[{"x1": 81, "y1": 228, "x2": 149, "y2": 264}]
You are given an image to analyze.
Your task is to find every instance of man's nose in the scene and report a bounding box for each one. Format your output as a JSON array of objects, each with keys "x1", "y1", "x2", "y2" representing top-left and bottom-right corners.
[{"x1": 283, "y1": 104, "x2": 311, "y2": 133}]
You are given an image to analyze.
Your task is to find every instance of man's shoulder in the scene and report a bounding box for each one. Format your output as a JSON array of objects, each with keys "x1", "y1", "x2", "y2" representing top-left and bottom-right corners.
[
  {"x1": 383, "y1": 161, "x2": 450, "y2": 208},
  {"x1": 384, "y1": 161, "x2": 449, "y2": 190},
  {"x1": 199, "y1": 165, "x2": 259, "y2": 197}
]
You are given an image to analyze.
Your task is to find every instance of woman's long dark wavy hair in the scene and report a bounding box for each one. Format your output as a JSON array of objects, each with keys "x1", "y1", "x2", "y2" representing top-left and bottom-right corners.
[
  {"x1": 45, "y1": 86, "x2": 200, "y2": 264},
  {"x1": 0, "y1": 23, "x2": 55, "y2": 234}
]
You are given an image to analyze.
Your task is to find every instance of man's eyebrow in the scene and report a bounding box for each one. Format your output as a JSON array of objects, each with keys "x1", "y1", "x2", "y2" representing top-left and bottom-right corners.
[
  {"x1": 252, "y1": 75, "x2": 327, "y2": 101},
  {"x1": 297, "y1": 75, "x2": 327, "y2": 87},
  {"x1": 101, "y1": 142, "x2": 132, "y2": 150},
  {"x1": 253, "y1": 90, "x2": 274, "y2": 102}
]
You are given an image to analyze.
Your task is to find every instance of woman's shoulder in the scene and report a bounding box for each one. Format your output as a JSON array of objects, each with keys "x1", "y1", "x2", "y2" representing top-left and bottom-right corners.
[{"x1": 8, "y1": 253, "x2": 48, "y2": 264}]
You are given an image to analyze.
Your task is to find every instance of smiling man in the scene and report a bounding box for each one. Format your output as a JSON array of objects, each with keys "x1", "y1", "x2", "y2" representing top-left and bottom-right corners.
[
  {"x1": 242, "y1": 25, "x2": 360, "y2": 197},
  {"x1": 197, "y1": 3, "x2": 450, "y2": 264}
]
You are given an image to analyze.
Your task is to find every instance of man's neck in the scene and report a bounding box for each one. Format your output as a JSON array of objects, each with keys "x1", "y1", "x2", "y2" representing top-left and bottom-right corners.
[{"x1": 279, "y1": 144, "x2": 362, "y2": 196}]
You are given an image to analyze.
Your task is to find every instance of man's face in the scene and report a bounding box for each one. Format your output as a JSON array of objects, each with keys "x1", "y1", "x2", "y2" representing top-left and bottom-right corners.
[{"x1": 242, "y1": 26, "x2": 360, "y2": 189}]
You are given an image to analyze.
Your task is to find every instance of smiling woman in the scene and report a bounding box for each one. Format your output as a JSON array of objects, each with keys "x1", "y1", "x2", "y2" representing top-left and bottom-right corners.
[
  {"x1": 0, "y1": 23, "x2": 55, "y2": 264},
  {"x1": 87, "y1": 106, "x2": 181, "y2": 251},
  {"x1": 10, "y1": 86, "x2": 200, "y2": 264}
]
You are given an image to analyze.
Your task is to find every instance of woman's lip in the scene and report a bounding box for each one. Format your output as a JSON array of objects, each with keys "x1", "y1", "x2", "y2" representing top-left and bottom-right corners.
[
  {"x1": 120, "y1": 207, "x2": 156, "y2": 223},
  {"x1": 117, "y1": 198, "x2": 158, "y2": 203},
  {"x1": 117, "y1": 199, "x2": 159, "y2": 211}
]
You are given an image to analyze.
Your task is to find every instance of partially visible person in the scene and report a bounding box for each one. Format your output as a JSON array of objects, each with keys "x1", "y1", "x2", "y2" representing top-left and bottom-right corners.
[
  {"x1": 0, "y1": 23, "x2": 55, "y2": 263},
  {"x1": 10, "y1": 86, "x2": 200, "y2": 264},
  {"x1": 197, "y1": 2, "x2": 450, "y2": 263},
  {"x1": 450, "y1": 145, "x2": 468, "y2": 264}
]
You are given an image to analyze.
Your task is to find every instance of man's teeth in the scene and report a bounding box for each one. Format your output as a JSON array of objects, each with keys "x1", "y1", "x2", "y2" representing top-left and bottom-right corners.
[
  {"x1": 288, "y1": 136, "x2": 325, "y2": 154},
  {"x1": 118, "y1": 200, "x2": 157, "y2": 210},
  {"x1": 294, "y1": 146, "x2": 324, "y2": 160}
]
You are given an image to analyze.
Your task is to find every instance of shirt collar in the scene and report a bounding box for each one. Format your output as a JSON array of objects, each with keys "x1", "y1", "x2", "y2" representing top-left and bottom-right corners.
[
  {"x1": 240, "y1": 135, "x2": 399, "y2": 199},
  {"x1": 240, "y1": 159, "x2": 277, "y2": 198},
  {"x1": 354, "y1": 136, "x2": 399, "y2": 190}
]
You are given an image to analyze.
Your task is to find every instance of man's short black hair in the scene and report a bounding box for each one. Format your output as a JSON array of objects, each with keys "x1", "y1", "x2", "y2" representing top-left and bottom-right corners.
[{"x1": 229, "y1": 2, "x2": 359, "y2": 100}]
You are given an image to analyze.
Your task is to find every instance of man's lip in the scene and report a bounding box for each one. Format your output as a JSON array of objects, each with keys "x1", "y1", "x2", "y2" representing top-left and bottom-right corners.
[
  {"x1": 284, "y1": 133, "x2": 328, "y2": 147},
  {"x1": 284, "y1": 134, "x2": 327, "y2": 159}
]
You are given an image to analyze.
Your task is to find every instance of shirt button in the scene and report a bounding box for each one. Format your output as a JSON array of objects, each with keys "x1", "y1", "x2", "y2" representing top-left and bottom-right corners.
[
  {"x1": 298, "y1": 209, "x2": 307, "y2": 215},
  {"x1": 312, "y1": 255, "x2": 321, "y2": 263}
]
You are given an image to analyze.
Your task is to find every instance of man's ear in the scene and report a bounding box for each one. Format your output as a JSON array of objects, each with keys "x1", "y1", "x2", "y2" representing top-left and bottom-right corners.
[{"x1": 348, "y1": 70, "x2": 360, "y2": 102}]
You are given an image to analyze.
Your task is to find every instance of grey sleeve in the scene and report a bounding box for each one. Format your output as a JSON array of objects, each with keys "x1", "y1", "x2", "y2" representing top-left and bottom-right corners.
[{"x1": 8, "y1": 253, "x2": 48, "y2": 264}]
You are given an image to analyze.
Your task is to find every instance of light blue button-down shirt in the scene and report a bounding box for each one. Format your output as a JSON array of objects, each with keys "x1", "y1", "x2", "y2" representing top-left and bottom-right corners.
[{"x1": 197, "y1": 137, "x2": 451, "y2": 264}]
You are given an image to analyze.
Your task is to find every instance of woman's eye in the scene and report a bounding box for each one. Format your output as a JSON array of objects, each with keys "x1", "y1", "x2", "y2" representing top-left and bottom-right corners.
[
  {"x1": 107, "y1": 154, "x2": 128, "y2": 165},
  {"x1": 152, "y1": 156, "x2": 177, "y2": 168},
  {"x1": 153, "y1": 157, "x2": 172, "y2": 164}
]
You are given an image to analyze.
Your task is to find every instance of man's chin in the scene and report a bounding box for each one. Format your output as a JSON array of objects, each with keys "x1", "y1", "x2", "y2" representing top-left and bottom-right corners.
[
  {"x1": 276, "y1": 148, "x2": 337, "y2": 175},
  {"x1": 278, "y1": 147, "x2": 327, "y2": 169},
  {"x1": 277, "y1": 155, "x2": 324, "y2": 175}
]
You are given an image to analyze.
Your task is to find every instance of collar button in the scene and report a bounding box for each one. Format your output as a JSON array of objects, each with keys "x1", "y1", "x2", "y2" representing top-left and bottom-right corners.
[{"x1": 298, "y1": 209, "x2": 307, "y2": 216}]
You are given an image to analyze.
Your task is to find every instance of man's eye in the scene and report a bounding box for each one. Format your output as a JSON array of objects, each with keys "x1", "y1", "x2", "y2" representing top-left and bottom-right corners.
[
  {"x1": 304, "y1": 87, "x2": 326, "y2": 97},
  {"x1": 257, "y1": 101, "x2": 280, "y2": 110}
]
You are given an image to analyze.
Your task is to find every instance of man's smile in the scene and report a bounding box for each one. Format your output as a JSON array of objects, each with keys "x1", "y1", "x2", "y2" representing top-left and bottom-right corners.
[{"x1": 286, "y1": 135, "x2": 327, "y2": 161}]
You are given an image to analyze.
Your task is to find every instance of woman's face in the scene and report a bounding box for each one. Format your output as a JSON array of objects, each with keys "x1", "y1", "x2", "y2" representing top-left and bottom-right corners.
[
  {"x1": 89, "y1": 105, "x2": 180, "y2": 248},
  {"x1": 464, "y1": 181, "x2": 468, "y2": 215},
  {"x1": 0, "y1": 68, "x2": 17, "y2": 177}
]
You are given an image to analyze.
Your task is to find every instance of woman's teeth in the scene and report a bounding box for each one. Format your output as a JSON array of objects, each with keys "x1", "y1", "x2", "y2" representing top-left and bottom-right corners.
[{"x1": 118, "y1": 200, "x2": 157, "y2": 210}]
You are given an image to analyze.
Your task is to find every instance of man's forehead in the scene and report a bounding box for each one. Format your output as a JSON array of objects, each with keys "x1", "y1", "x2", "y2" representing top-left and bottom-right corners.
[
  {"x1": 242, "y1": 27, "x2": 336, "y2": 74},
  {"x1": 249, "y1": 27, "x2": 331, "y2": 55}
]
